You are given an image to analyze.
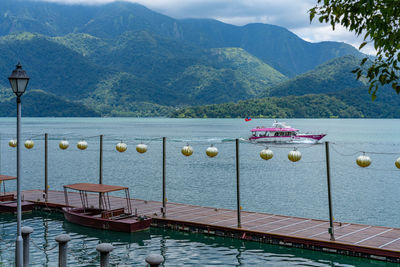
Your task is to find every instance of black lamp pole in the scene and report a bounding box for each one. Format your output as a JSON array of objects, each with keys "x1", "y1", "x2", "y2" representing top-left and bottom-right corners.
[{"x1": 8, "y1": 63, "x2": 29, "y2": 267}]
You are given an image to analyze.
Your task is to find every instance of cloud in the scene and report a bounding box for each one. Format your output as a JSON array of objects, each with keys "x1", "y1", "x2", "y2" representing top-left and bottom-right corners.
[{"x1": 35, "y1": 0, "x2": 375, "y2": 54}]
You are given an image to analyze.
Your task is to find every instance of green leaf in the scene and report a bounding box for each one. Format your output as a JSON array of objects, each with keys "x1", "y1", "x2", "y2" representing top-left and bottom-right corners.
[
  {"x1": 359, "y1": 42, "x2": 367, "y2": 50},
  {"x1": 360, "y1": 57, "x2": 367, "y2": 65}
]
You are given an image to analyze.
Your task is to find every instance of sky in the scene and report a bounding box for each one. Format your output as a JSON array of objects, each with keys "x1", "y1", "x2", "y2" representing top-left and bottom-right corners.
[{"x1": 37, "y1": 0, "x2": 375, "y2": 55}]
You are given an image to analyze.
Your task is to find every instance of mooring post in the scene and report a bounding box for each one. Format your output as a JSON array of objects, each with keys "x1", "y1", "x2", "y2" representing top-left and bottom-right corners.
[
  {"x1": 99, "y1": 134, "x2": 103, "y2": 209},
  {"x1": 55, "y1": 234, "x2": 71, "y2": 267},
  {"x1": 44, "y1": 133, "x2": 48, "y2": 202},
  {"x1": 21, "y1": 226, "x2": 33, "y2": 267},
  {"x1": 162, "y1": 137, "x2": 166, "y2": 218},
  {"x1": 96, "y1": 243, "x2": 113, "y2": 267},
  {"x1": 236, "y1": 138, "x2": 241, "y2": 228},
  {"x1": 145, "y1": 254, "x2": 164, "y2": 267},
  {"x1": 325, "y1": 141, "x2": 335, "y2": 241}
]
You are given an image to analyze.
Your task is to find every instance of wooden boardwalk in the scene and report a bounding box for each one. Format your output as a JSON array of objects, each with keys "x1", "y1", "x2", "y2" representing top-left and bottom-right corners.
[{"x1": 18, "y1": 189, "x2": 400, "y2": 262}]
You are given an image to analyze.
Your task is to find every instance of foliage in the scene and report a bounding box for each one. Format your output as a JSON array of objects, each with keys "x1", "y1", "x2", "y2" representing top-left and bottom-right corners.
[
  {"x1": 0, "y1": 0, "x2": 361, "y2": 77},
  {"x1": 0, "y1": 0, "x2": 396, "y2": 117},
  {"x1": 0, "y1": 90, "x2": 99, "y2": 117},
  {"x1": 170, "y1": 95, "x2": 364, "y2": 118},
  {"x1": 171, "y1": 86, "x2": 400, "y2": 119},
  {"x1": 310, "y1": 0, "x2": 400, "y2": 99},
  {"x1": 268, "y1": 55, "x2": 366, "y2": 97}
]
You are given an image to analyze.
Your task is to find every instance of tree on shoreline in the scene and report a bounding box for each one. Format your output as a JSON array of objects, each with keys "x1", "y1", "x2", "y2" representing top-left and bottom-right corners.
[{"x1": 309, "y1": 0, "x2": 400, "y2": 99}]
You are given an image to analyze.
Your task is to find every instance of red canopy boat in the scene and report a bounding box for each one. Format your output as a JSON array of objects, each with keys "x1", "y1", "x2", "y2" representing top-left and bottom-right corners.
[{"x1": 62, "y1": 183, "x2": 152, "y2": 233}]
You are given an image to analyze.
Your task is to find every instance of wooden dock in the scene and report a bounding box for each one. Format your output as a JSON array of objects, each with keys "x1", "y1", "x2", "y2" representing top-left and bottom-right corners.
[{"x1": 17, "y1": 189, "x2": 400, "y2": 263}]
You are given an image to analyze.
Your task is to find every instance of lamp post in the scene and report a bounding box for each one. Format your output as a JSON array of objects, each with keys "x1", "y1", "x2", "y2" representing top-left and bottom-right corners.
[{"x1": 8, "y1": 63, "x2": 29, "y2": 267}]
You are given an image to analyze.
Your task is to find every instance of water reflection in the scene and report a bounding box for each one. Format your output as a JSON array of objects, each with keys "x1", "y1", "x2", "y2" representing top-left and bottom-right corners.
[{"x1": 0, "y1": 212, "x2": 396, "y2": 266}]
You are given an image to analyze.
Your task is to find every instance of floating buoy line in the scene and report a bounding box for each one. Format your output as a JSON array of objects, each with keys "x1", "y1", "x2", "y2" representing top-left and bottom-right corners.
[{"x1": 2, "y1": 133, "x2": 400, "y2": 169}]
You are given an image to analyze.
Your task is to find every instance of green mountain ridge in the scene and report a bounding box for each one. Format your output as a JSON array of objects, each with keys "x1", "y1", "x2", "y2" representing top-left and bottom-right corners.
[
  {"x1": 0, "y1": 0, "x2": 395, "y2": 118},
  {"x1": 0, "y1": 90, "x2": 99, "y2": 117},
  {"x1": 269, "y1": 55, "x2": 367, "y2": 97},
  {"x1": 0, "y1": 0, "x2": 362, "y2": 77},
  {"x1": 171, "y1": 56, "x2": 400, "y2": 118}
]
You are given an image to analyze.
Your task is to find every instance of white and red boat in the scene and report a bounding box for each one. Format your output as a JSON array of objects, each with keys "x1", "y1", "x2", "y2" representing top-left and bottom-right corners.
[{"x1": 249, "y1": 121, "x2": 326, "y2": 144}]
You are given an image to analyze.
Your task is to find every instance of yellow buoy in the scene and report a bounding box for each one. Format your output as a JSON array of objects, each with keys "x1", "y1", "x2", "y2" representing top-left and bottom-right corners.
[
  {"x1": 356, "y1": 154, "x2": 371, "y2": 168},
  {"x1": 8, "y1": 139, "x2": 17, "y2": 148},
  {"x1": 396, "y1": 157, "x2": 400, "y2": 169},
  {"x1": 77, "y1": 140, "x2": 88, "y2": 150},
  {"x1": 136, "y1": 143, "x2": 148, "y2": 153},
  {"x1": 181, "y1": 145, "x2": 193, "y2": 156},
  {"x1": 59, "y1": 140, "x2": 69, "y2": 150},
  {"x1": 206, "y1": 145, "x2": 218, "y2": 158},
  {"x1": 260, "y1": 148, "x2": 273, "y2": 160},
  {"x1": 24, "y1": 139, "x2": 34, "y2": 149},
  {"x1": 288, "y1": 149, "x2": 301, "y2": 162},
  {"x1": 116, "y1": 142, "x2": 127, "y2": 152}
]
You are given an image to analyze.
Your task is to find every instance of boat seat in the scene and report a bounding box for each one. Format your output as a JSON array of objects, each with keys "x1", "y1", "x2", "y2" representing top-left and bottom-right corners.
[{"x1": 101, "y1": 208, "x2": 125, "y2": 219}]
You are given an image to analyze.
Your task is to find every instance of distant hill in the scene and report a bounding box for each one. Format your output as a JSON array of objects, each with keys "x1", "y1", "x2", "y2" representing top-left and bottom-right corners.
[
  {"x1": 268, "y1": 55, "x2": 367, "y2": 97},
  {"x1": 170, "y1": 87, "x2": 400, "y2": 119},
  {"x1": 0, "y1": 0, "x2": 362, "y2": 77},
  {"x1": 0, "y1": 90, "x2": 99, "y2": 117},
  {"x1": 170, "y1": 56, "x2": 400, "y2": 118},
  {"x1": 0, "y1": 0, "x2": 394, "y2": 118}
]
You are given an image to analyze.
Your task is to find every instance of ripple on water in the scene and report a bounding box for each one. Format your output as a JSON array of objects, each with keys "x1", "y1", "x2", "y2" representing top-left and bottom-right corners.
[{"x1": 0, "y1": 212, "x2": 397, "y2": 266}]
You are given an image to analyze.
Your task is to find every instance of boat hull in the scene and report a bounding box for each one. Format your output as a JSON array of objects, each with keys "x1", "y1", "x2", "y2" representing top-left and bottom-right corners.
[
  {"x1": 0, "y1": 200, "x2": 35, "y2": 213},
  {"x1": 249, "y1": 134, "x2": 326, "y2": 144},
  {"x1": 62, "y1": 208, "x2": 152, "y2": 233}
]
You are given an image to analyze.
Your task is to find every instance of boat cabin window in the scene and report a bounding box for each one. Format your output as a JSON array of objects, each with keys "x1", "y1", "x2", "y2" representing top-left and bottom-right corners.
[{"x1": 274, "y1": 132, "x2": 279, "y2": 136}]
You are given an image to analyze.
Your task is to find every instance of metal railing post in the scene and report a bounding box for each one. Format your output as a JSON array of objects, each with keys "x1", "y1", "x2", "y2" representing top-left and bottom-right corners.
[
  {"x1": 145, "y1": 254, "x2": 164, "y2": 267},
  {"x1": 99, "y1": 134, "x2": 103, "y2": 209},
  {"x1": 96, "y1": 243, "x2": 113, "y2": 267},
  {"x1": 325, "y1": 141, "x2": 335, "y2": 241},
  {"x1": 21, "y1": 226, "x2": 33, "y2": 267},
  {"x1": 162, "y1": 137, "x2": 166, "y2": 217},
  {"x1": 45, "y1": 133, "x2": 48, "y2": 202},
  {"x1": 236, "y1": 139, "x2": 241, "y2": 228},
  {"x1": 55, "y1": 234, "x2": 71, "y2": 267}
]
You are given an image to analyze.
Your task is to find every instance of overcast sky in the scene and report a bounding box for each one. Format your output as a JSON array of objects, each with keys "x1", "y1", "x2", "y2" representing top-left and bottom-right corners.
[{"x1": 37, "y1": 0, "x2": 375, "y2": 55}]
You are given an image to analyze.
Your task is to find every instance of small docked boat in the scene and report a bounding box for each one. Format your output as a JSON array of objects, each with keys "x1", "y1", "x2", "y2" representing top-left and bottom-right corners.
[
  {"x1": 62, "y1": 183, "x2": 152, "y2": 233},
  {"x1": 249, "y1": 121, "x2": 326, "y2": 144},
  {"x1": 0, "y1": 175, "x2": 35, "y2": 213}
]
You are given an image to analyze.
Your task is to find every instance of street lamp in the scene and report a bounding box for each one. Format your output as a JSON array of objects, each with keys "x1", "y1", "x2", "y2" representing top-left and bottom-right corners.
[{"x1": 8, "y1": 63, "x2": 29, "y2": 267}]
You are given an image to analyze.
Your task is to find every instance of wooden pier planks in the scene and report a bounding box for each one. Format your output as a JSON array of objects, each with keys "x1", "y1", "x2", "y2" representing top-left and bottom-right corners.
[{"x1": 19, "y1": 189, "x2": 400, "y2": 262}]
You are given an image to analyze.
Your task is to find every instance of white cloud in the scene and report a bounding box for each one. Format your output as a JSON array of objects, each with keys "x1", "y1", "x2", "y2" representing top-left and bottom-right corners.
[{"x1": 35, "y1": 0, "x2": 375, "y2": 54}]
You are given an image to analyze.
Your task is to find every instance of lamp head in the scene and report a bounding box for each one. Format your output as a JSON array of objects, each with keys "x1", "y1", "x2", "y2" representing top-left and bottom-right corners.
[{"x1": 8, "y1": 63, "x2": 29, "y2": 97}]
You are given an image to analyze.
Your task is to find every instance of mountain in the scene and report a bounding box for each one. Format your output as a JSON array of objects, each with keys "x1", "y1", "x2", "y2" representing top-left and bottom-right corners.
[
  {"x1": 0, "y1": 0, "x2": 362, "y2": 77},
  {"x1": 268, "y1": 55, "x2": 367, "y2": 97},
  {"x1": 170, "y1": 95, "x2": 363, "y2": 118},
  {"x1": 0, "y1": 31, "x2": 287, "y2": 113},
  {"x1": 0, "y1": 90, "x2": 99, "y2": 117},
  {"x1": 178, "y1": 21, "x2": 362, "y2": 76},
  {"x1": 171, "y1": 56, "x2": 400, "y2": 118},
  {"x1": 0, "y1": 0, "x2": 393, "y2": 118},
  {"x1": 0, "y1": 32, "x2": 108, "y2": 99},
  {"x1": 170, "y1": 87, "x2": 400, "y2": 119}
]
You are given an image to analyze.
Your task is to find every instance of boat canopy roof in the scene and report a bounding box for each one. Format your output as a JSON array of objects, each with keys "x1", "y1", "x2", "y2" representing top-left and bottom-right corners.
[
  {"x1": 251, "y1": 127, "x2": 298, "y2": 132},
  {"x1": 64, "y1": 183, "x2": 128, "y2": 193},
  {"x1": 0, "y1": 175, "x2": 16, "y2": 182}
]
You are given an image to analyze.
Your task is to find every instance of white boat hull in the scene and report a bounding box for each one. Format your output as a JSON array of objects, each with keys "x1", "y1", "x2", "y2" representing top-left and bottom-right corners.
[{"x1": 249, "y1": 135, "x2": 325, "y2": 144}]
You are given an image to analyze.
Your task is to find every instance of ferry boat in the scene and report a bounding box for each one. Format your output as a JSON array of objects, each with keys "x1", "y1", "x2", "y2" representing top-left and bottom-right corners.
[{"x1": 249, "y1": 121, "x2": 326, "y2": 144}]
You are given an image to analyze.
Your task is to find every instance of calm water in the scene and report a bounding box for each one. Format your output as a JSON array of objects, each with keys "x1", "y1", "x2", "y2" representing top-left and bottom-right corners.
[{"x1": 0, "y1": 118, "x2": 399, "y2": 266}]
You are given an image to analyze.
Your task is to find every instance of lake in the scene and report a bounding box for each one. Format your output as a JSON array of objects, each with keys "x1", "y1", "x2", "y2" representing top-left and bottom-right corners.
[{"x1": 0, "y1": 118, "x2": 399, "y2": 266}]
